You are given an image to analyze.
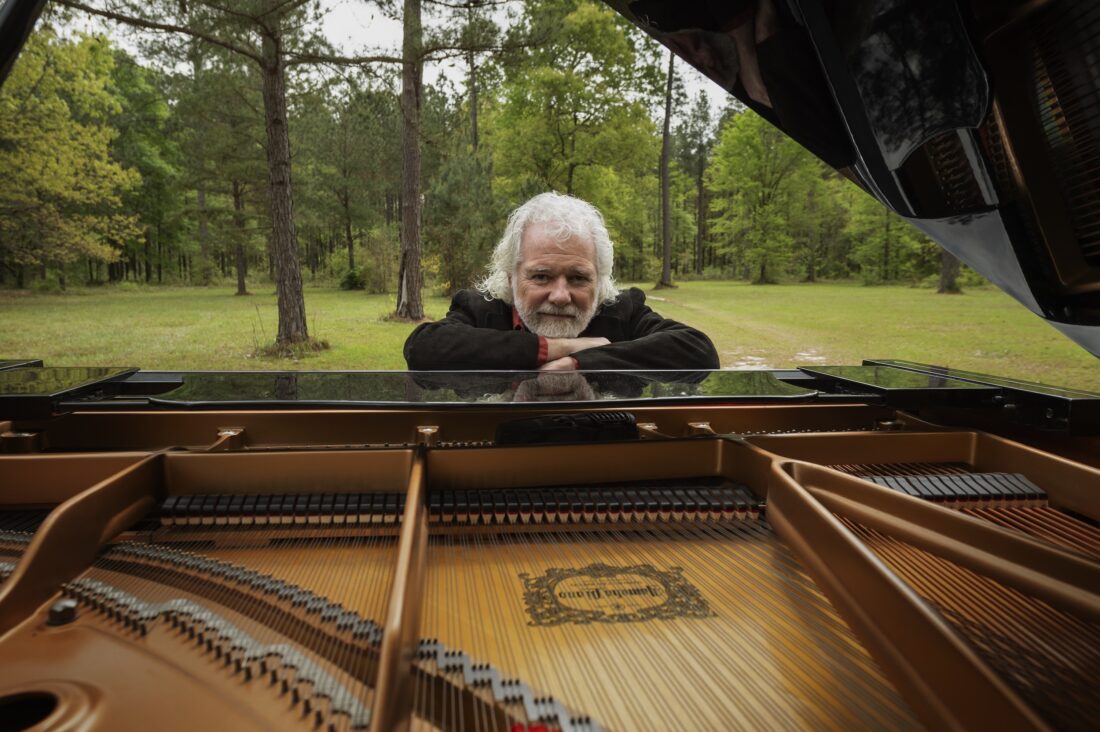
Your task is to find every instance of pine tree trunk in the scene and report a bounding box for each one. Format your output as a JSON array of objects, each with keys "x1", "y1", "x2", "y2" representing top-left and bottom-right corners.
[
  {"x1": 938, "y1": 249, "x2": 962, "y2": 293},
  {"x1": 468, "y1": 46, "x2": 478, "y2": 151},
  {"x1": 344, "y1": 194, "x2": 355, "y2": 271},
  {"x1": 191, "y1": 47, "x2": 212, "y2": 287},
  {"x1": 657, "y1": 51, "x2": 675, "y2": 289},
  {"x1": 882, "y1": 208, "x2": 891, "y2": 282},
  {"x1": 260, "y1": 9, "x2": 308, "y2": 342},
  {"x1": 232, "y1": 179, "x2": 250, "y2": 295},
  {"x1": 695, "y1": 173, "x2": 705, "y2": 275},
  {"x1": 395, "y1": 0, "x2": 424, "y2": 320}
]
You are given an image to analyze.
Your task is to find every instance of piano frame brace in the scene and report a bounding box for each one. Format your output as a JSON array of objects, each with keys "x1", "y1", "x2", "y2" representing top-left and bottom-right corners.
[{"x1": 0, "y1": 430, "x2": 1098, "y2": 731}]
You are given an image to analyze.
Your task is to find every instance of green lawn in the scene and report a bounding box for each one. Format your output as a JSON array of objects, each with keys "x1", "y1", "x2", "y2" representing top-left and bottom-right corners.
[{"x1": 1, "y1": 281, "x2": 1097, "y2": 391}]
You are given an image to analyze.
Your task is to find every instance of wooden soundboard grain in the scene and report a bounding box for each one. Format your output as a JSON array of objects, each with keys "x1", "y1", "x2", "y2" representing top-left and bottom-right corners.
[{"x1": 415, "y1": 522, "x2": 920, "y2": 732}]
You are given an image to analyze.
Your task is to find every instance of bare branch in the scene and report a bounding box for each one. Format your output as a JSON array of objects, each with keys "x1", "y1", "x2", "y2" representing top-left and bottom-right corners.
[
  {"x1": 55, "y1": 0, "x2": 263, "y2": 64},
  {"x1": 190, "y1": 0, "x2": 263, "y2": 26},
  {"x1": 422, "y1": 0, "x2": 512, "y2": 9},
  {"x1": 284, "y1": 51, "x2": 404, "y2": 68}
]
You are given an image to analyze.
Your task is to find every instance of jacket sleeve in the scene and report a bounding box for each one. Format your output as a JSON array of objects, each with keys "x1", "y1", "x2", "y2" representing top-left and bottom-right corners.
[
  {"x1": 403, "y1": 290, "x2": 542, "y2": 370},
  {"x1": 572, "y1": 288, "x2": 720, "y2": 371}
]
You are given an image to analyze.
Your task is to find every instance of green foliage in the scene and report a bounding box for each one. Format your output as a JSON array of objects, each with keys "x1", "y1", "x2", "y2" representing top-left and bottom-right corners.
[
  {"x1": 108, "y1": 50, "x2": 186, "y2": 281},
  {"x1": 707, "y1": 112, "x2": 812, "y2": 283},
  {"x1": 0, "y1": 28, "x2": 141, "y2": 274},
  {"x1": 339, "y1": 268, "x2": 367, "y2": 291},
  {"x1": 424, "y1": 153, "x2": 500, "y2": 296},
  {"x1": 844, "y1": 187, "x2": 937, "y2": 285},
  {"x1": 493, "y1": 0, "x2": 660, "y2": 199},
  {"x1": 0, "y1": 0, "x2": 980, "y2": 305}
]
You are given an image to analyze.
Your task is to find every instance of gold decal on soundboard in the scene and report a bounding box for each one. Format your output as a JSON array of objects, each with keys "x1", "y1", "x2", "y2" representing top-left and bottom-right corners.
[{"x1": 520, "y1": 563, "x2": 713, "y2": 625}]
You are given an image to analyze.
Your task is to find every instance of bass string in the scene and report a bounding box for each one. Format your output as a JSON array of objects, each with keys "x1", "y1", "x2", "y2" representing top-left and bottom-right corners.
[
  {"x1": 965, "y1": 506, "x2": 1100, "y2": 559},
  {"x1": 848, "y1": 521, "x2": 1100, "y2": 711}
]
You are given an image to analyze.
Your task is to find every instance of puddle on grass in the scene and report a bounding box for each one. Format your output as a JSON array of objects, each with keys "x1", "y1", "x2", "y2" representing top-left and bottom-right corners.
[
  {"x1": 722, "y1": 351, "x2": 774, "y2": 370},
  {"x1": 793, "y1": 349, "x2": 827, "y2": 364},
  {"x1": 721, "y1": 347, "x2": 828, "y2": 370}
]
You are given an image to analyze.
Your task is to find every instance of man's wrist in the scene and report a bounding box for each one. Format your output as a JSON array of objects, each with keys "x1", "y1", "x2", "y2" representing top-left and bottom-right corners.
[
  {"x1": 545, "y1": 337, "x2": 568, "y2": 361},
  {"x1": 536, "y1": 336, "x2": 549, "y2": 366}
]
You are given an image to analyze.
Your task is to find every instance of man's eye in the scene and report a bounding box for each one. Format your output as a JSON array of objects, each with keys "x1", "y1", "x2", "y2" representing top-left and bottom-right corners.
[
  {"x1": 530, "y1": 274, "x2": 549, "y2": 283},
  {"x1": 570, "y1": 275, "x2": 592, "y2": 284}
]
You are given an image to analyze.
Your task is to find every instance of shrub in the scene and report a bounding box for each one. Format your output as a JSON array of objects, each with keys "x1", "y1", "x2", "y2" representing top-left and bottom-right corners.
[{"x1": 339, "y1": 267, "x2": 366, "y2": 291}]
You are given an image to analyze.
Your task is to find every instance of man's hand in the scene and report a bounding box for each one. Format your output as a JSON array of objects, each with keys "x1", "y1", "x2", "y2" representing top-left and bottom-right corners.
[
  {"x1": 545, "y1": 336, "x2": 610, "y2": 361},
  {"x1": 540, "y1": 356, "x2": 577, "y2": 371}
]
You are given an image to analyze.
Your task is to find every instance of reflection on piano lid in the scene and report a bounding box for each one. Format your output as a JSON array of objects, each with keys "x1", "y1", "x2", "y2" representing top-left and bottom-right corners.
[{"x1": 608, "y1": 0, "x2": 1100, "y2": 357}]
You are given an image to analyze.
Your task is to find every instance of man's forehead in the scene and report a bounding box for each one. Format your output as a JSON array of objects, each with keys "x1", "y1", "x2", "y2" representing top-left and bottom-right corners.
[
  {"x1": 520, "y1": 222, "x2": 596, "y2": 264},
  {"x1": 522, "y1": 261, "x2": 595, "y2": 273}
]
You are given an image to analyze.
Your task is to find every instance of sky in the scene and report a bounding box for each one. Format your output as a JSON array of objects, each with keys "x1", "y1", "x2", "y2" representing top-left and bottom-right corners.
[
  {"x1": 315, "y1": 0, "x2": 732, "y2": 117},
  {"x1": 56, "y1": 0, "x2": 732, "y2": 124}
]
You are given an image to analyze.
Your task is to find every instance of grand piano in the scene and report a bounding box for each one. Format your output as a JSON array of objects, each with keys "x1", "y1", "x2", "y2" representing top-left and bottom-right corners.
[{"x1": 1, "y1": 1, "x2": 1099, "y2": 731}]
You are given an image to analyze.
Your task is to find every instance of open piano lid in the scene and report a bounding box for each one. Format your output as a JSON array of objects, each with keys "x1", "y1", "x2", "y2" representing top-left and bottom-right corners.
[{"x1": 605, "y1": 0, "x2": 1100, "y2": 358}]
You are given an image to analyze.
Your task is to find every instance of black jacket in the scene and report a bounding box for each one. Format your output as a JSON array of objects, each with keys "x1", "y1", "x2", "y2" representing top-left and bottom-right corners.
[{"x1": 404, "y1": 287, "x2": 720, "y2": 371}]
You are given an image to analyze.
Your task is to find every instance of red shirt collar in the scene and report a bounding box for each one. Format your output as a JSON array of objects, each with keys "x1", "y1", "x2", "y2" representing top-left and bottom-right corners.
[{"x1": 511, "y1": 306, "x2": 525, "y2": 330}]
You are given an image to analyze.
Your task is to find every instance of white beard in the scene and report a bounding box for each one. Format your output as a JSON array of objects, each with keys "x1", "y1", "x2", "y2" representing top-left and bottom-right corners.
[{"x1": 513, "y1": 288, "x2": 598, "y2": 338}]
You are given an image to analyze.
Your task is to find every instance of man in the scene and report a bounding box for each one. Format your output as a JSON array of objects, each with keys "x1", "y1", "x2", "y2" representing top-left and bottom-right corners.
[{"x1": 404, "y1": 192, "x2": 719, "y2": 371}]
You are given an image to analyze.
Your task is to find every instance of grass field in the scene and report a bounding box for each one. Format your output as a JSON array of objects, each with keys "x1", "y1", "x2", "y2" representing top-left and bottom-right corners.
[{"x1": 1, "y1": 281, "x2": 1098, "y2": 391}]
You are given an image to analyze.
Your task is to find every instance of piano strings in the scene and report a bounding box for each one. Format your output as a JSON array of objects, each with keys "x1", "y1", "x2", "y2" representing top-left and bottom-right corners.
[
  {"x1": 67, "y1": 493, "x2": 402, "y2": 730},
  {"x1": 843, "y1": 519, "x2": 1100, "y2": 732},
  {"x1": 411, "y1": 483, "x2": 920, "y2": 732}
]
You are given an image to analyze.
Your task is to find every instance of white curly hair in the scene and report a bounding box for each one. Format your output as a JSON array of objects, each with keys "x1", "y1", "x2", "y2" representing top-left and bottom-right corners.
[{"x1": 476, "y1": 191, "x2": 620, "y2": 305}]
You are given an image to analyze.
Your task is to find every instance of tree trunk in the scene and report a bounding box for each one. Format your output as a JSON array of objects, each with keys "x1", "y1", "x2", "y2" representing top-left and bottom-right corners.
[
  {"x1": 395, "y1": 0, "x2": 424, "y2": 320},
  {"x1": 657, "y1": 51, "x2": 675, "y2": 289},
  {"x1": 695, "y1": 173, "x2": 705, "y2": 275},
  {"x1": 343, "y1": 192, "x2": 355, "y2": 271},
  {"x1": 192, "y1": 45, "x2": 212, "y2": 287},
  {"x1": 882, "y1": 207, "x2": 890, "y2": 282},
  {"x1": 260, "y1": 8, "x2": 308, "y2": 342},
  {"x1": 141, "y1": 234, "x2": 148, "y2": 283},
  {"x1": 468, "y1": 47, "x2": 478, "y2": 151},
  {"x1": 938, "y1": 249, "x2": 962, "y2": 293},
  {"x1": 196, "y1": 183, "x2": 211, "y2": 285},
  {"x1": 232, "y1": 179, "x2": 250, "y2": 295}
]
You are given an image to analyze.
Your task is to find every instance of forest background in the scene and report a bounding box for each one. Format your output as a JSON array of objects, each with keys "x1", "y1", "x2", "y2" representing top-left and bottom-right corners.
[{"x1": 1, "y1": 0, "x2": 1096, "y2": 389}]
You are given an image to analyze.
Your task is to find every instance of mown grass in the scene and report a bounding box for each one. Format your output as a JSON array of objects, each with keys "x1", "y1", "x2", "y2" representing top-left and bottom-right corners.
[{"x1": 0, "y1": 281, "x2": 1097, "y2": 391}]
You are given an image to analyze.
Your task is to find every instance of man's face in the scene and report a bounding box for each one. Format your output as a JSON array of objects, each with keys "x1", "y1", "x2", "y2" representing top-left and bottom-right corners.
[{"x1": 512, "y1": 222, "x2": 599, "y2": 338}]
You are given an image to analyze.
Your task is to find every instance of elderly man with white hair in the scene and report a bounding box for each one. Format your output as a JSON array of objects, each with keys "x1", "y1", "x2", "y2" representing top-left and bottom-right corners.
[{"x1": 404, "y1": 192, "x2": 719, "y2": 371}]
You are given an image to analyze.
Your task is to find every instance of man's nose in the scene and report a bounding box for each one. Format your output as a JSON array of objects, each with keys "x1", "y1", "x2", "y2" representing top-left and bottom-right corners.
[{"x1": 547, "y1": 277, "x2": 571, "y2": 306}]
